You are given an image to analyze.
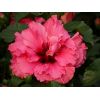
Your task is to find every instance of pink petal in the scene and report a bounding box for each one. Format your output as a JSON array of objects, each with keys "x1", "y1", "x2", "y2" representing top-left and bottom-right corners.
[
  {"x1": 72, "y1": 32, "x2": 87, "y2": 67},
  {"x1": 29, "y1": 21, "x2": 47, "y2": 43},
  {"x1": 75, "y1": 43, "x2": 87, "y2": 67},
  {"x1": 44, "y1": 15, "x2": 70, "y2": 39},
  {"x1": 34, "y1": 63, "x2": 53, "y2": 82},
  {"x1": 47, "y1": 36, "x2": 59, "y2": 56},
  {"x1": 72, "y1": 32, "x2": 83, "y2": 46},
  {"x1": 55, "y1": 47, "x2": 76, "y2": 66},
  {"x1": 56, "y1": 65, "x2": 75, "y2": 84},
  {"x1": 11, "y1": 57, "x2": 35, "y2": 78},
  {"x1": 35, "y1": 17, "x2": 45, "y2": 23},
  {"x1": 8, "y1": 32, "x2": 27, "y2": 56},
  {"x1": 48, "y1": 63, "x2": 66, "y2": 79}
]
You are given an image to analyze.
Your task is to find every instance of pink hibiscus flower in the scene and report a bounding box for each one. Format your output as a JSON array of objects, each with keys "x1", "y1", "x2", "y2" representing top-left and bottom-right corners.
[{"x1": 8, "y1": 15, "x2": 87, "y2": 84}]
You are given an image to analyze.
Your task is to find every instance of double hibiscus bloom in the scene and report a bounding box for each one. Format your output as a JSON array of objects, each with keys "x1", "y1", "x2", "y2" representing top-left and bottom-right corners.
[{"x1": 8, "y1": 15, "x2": 87, "y2": 84}]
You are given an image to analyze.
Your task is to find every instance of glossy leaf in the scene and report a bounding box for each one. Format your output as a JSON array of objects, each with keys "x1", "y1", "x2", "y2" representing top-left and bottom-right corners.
[
  {"x1": 8, "y1": 76, "x2": 23, "y2": 86},
  {"x1": 31, "y1": 12, "x2": 44, "y2": 16},
  {"x1": 48, "y1": 81, "x2": 64, "y2": 87},
  {"x1": 87, "y1": 43, "x2": 100, "y2": 57},
  {"x1": 0, "y1": 23, "x2": 27, "y2": 43},
  {"x1": 14, "y1": 12, "x2": 29, "y2": 22},
  {"x1": 82, "y1": 58, "x2": 100, "y2": 86},
  {"x1": 64, "y1": 21, "x2": 94, "y2": 44}
]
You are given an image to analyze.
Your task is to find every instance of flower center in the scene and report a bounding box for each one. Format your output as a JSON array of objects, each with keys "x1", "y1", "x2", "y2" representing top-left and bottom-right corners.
[
  {"x1": 37, "y1": 44, "x2": 56, "y2": 63},
  {"x1": 39, "y1": 55, "x2": 55, "y2": 63}
]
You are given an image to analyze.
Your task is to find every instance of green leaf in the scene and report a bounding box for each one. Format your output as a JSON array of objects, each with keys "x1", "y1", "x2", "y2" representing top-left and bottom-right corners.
[
  {"x1": 82, "y1": 58, "x2": 100, "y2": 86},
  {"x1": 87, "y1": 43, "x2": 100, "y2": 57},
  {"x1": 64, "y1": 21, "x2": 94, "y2": 44},
  {"x1": 24, "y1": 76, "x2": 33, "y2": 83},
  {"x1": 48, "y1": 81, "x2": 64, "y2": 87},
  {"x1": 8, "y1": 76, "x2": 23, "y2": 86},
  {"x1": 64, "y1": 21, "x2": 81, "y2": 31},
  {"x1": 0, "y1": 23, "x2": 28, "y2": 43},
  {"x1": 31, "y1": 12, "x2": 44, "y2": 16},
  {"x1": 15, "y1": 12, "x2": 29, "y2": 22}
]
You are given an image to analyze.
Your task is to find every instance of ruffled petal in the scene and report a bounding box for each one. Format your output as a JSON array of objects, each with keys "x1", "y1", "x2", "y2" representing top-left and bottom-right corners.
[
  {"x1": 56, "y1": 65, "x2": 75, "y2": 84},
  {"x1": 44, "y1": 15, "x2": 70, "y2": 40},
  {"x1": 55, "y1": 47, "x2": 76, "y2": 66},
  {"x1": 11, "y1": 57, "x2": 35, "y2": 78},
  {"x1": 72, "y1": 32, "x2": 87, "y2": 67}
]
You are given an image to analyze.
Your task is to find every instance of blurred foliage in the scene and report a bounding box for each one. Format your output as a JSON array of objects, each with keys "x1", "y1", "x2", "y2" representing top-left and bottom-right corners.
[
  {"x1": 0, "y1": 23, "x2": 27, "y2": 43},
  {"x1": 64, "y1": 21, "x2": 94, "y2": 44},
  {"x1": 0, "y1": 12, "x2": 100, "y2": 87},
  {"x1": 82, "y1": 58, "x2": 100, "y2": 86}
]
